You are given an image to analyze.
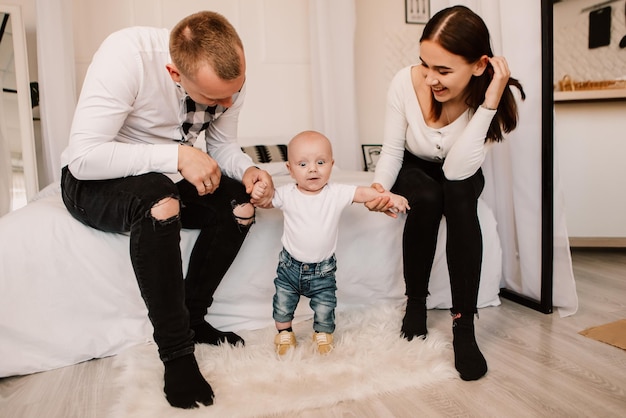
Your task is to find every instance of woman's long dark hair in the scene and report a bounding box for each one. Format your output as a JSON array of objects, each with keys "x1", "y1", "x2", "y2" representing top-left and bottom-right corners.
[{"x1": 420, "y1": 5, "x2": 525, "y2": 142}]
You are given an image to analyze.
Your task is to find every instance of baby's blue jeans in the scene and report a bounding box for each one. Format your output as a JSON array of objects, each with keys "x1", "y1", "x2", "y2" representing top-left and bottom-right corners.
[{"x1": 273, "y1": 249, "x2": 337, "y2": 334}]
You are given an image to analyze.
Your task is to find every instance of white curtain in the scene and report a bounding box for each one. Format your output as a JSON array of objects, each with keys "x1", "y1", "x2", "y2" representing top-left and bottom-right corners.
[
  {"x1": 432, "y1": 0, "x2": 577, "y2": 316},
  {"x1": 308, "y1": 0, "x2": 361, "y2": 170},
  {"x1": 35, "y1": 0, "x2": 76, "y2": 188}
]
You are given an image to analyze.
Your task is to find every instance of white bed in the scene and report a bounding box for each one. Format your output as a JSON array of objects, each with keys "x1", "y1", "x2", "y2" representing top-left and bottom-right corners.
[{"x1": 0, "y1": 152, "x2": 502, "y2": 378}]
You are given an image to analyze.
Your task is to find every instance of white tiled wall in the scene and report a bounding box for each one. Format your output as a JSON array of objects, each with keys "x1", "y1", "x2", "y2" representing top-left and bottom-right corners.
[{"x1": 554, "y1": 0, "x2": 626, "y2": 85}]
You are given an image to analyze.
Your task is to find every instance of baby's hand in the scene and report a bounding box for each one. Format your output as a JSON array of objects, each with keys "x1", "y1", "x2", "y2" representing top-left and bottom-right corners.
[
  {"x1": 251, "y1": 181, "x2": 267, "y2": 201},
  {"x1": 386, "y1": 192, "x2": 410, "y2": 215}
]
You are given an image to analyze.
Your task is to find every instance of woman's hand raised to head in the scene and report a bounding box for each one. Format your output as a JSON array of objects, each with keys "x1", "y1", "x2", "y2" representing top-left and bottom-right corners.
[{"x1": 483, "y1": 56, "x2": 511, "y2": 110}]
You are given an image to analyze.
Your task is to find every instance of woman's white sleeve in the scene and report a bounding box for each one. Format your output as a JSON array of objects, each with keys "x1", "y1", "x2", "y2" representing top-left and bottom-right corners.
[
  {"x1": 442, "y1": 106, "x2": 496, "y2": 180},
  {"x1": 373, "y1": 76, "x2": 408, "y2": 190}
]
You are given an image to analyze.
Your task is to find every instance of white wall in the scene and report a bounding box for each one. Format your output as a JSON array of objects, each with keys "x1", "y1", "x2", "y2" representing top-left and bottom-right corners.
[
  {"x1": 70, "y1": 0, "x2": 313, "y2": 141},
  {"x1": 354, "y1": 0, "x2": 626, "y2": 241},
  {"x1": 67, "y1": 0, "x2": 427, "y2": 148},
  {"x1": 12, "y1": 0, "x2": 626, "y2": 240},
  {"x1": 554, "y1": 0, "x2": 626, "y2": 240},
  {"x1": 354, "y1": 0, "x2": 424, "y2": 145}
]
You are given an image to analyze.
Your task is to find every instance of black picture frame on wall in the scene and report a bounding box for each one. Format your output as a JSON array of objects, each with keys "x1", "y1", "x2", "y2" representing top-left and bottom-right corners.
[
  {"x1": 361, "y1": 144, "x2": 382, "y2": 172},
  {"x1": 405, "y1": 0, "x2": 430, "y2": 24}
]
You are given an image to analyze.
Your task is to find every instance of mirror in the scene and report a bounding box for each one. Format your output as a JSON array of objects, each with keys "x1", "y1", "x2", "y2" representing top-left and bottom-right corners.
[{"x1": 0, "y1": 4, "x2": 37, "y2": 215}]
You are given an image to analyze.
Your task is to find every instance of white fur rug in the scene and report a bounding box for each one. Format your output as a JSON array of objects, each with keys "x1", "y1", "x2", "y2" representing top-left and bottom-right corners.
[{"x1": 109, "y1": 303, "x2": 457, "y2": 417}]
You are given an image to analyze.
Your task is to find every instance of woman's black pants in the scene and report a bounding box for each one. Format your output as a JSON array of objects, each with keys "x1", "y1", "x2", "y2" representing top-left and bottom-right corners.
[{"x1": 390, "y1": 151, "x2": 484, "y2": 314}]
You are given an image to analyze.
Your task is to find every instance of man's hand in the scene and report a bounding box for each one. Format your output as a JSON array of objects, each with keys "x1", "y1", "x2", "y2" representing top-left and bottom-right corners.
[
  {"x1": 178, "y1": 145, "x2": 221, "y2": 196},
  {"x1": 364, "y1": 183, "x2": 396, "y2": 218},
  {"x1": 243, "y1": 166, "x2": 274, "y2": 208}
]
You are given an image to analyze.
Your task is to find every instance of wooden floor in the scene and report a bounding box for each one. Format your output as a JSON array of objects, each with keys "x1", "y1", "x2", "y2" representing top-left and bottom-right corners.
[{"x1": 1, "y1": 248, "x2": 625, "y2": 417}]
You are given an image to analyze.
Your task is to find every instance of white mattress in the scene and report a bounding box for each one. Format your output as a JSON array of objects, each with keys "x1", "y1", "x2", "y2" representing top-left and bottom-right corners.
[{"x1": 0, "y1": 168, "x2": 502, "y2": 377}]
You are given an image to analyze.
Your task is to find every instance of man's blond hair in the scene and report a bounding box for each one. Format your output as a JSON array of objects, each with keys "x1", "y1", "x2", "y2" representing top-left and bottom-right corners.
[{"x1": 170, "y1": 11, "x2": 244, "y2": 81}]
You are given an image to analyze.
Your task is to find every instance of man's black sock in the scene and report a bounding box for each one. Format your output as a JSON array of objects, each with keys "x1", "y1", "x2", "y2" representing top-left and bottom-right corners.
[
  {"x1": 163, "y1": 354, "x2": 214, "y2": 409},
  {"x1": 191, "y1": 321, "x2": 245, "y2": 346},
  {"x1": 401, "y1": 296, "x2": 428, "y2": 340}
]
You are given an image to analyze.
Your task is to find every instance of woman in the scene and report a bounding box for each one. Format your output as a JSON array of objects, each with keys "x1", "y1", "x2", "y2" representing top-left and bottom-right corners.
[{"x1": 367, "y1": 5, "x2": 525, "y2": 381}]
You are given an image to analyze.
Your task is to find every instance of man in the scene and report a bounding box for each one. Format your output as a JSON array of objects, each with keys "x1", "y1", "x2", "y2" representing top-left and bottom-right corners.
[{"x1": 60, "y1": 11, "x2": 273, "y2": 408}]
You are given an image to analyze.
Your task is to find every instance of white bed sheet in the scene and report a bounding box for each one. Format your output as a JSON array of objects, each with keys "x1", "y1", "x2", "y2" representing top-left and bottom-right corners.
[{"x1": 0, "y1": 169, "x2": 501, "y2": 377}]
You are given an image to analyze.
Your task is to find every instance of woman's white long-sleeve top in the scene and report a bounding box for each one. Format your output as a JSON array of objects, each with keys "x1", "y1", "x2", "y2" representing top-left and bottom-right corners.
[
  {"x1": 373, "y1": 66, "x2": 497, "y2": 190},
  {"x1": 61, "y1": 26, "x2": 253, "y2": 182}
]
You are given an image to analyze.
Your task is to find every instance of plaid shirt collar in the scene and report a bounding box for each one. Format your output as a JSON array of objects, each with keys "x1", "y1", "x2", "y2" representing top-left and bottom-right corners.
[{"x1": 176, "y1": 84, "x2": 239, "y2": 144}]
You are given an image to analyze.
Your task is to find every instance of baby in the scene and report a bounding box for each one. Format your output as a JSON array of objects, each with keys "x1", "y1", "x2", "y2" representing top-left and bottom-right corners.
[{"x1": 251, "y1": 130, "x2": 408, "y2": 355}]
